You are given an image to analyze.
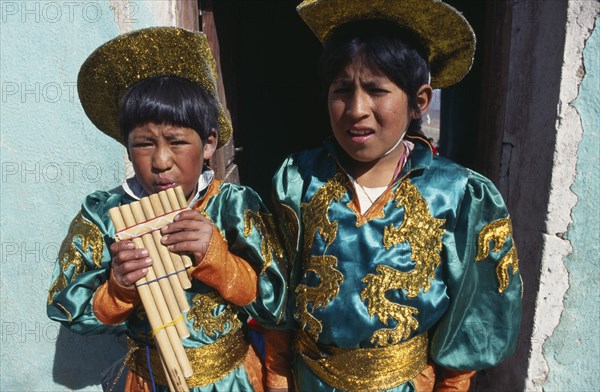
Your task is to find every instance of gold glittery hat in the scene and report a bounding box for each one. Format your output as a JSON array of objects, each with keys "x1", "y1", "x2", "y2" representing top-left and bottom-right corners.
[
  {"x1": 78, "y1": 26, "x2": 232, "y2": 148},
  {"x1": 297, "y1": 0, "x2": 475, "y2": 88}
]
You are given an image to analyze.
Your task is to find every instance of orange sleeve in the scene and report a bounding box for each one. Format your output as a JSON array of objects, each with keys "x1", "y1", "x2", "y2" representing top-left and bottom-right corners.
[
  {"x1": 190, "y1": 225, "x2": 258, "y2": 306},
  {"x1": 435, "y1": 368, "x2": 477, "y2": 392},
  {"x1": 265, "y1": 329, "x2": 293, "y2": 390},
  {"x1": 93, "y1": 272, "x2": 141, "y2": 325},
  {"x1": 412, "y1": 363, "x2": 436, "y2": 392}
]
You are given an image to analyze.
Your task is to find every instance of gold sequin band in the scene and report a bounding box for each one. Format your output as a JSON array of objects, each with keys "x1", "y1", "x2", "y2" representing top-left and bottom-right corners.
[
  {"x1": 296, "y1": 330, "x2": 428, "y2": 391},
  {"x1": 115, "y1": 208, "x2": 184, "y2": 242},
  {"x1": 126, "y1": 328, "x2": 249, "y2": 388}
]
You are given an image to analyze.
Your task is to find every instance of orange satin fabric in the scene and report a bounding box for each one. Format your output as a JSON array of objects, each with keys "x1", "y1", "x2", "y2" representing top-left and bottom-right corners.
[
  {"x1": 242, "y1": 342, "x2": 265, "y2": 392},
  {"x1": 264, "y1": 329, "x2": 293, "y2": 390},
  {"x1": 411, "y1": 363, "x2": 475, "y2": 392},
  {"x1": 412, "y1": 363, "x2": 436, "y2": 392},
  {"x1": 190, "y1": 225, "x2": 258, "y2": 306},
  {"x1": 93, "y1": 272, "x2": 140, "y2": 325},
  {"x1": 436, "y1": 368, "x2": 477, "y2": 392}
]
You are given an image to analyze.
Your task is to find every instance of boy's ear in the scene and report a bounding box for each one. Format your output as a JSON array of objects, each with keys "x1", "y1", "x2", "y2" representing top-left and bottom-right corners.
[
  {"x1": 202, "y1": 129, "x2": 218, "y2": 160},
  {"x1": 412, "y1": 84, "x2": 433, "y2": 119}
]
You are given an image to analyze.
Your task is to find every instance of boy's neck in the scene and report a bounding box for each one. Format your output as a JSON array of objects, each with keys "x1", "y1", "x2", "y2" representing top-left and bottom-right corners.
[{"x1": 351, "y1": 142, "x2": 407, "y2": 188}]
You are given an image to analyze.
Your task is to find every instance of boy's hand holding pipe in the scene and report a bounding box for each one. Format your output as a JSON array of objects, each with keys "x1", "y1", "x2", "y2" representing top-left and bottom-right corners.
[
  {"x1": 109, "y1": 241, "x2": 153, "y2": 288},
  {"x1": 159, "y1": 210, "x2": 213, "y2": 265}
]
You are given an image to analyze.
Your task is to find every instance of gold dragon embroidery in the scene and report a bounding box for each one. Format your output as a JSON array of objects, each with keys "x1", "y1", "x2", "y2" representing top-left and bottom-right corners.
[
  {"x1": 48, "y1": 211, "x2": 104, "y2": 305},
  {"x1": 244, "y1": 210, "x2": 285, "y2": 273},
  {"x1": 187, "y1": 292, "x2": 241, "y2": 336},
  {"x1": 476, "y1": 217, "x2": 519, "y2": 293},
  {"x1": 273, "y1": 201, "x2": 300, "y2": 262},
  {"x1": 295, "y1": 172, "x2": 346, "y2": 341},
  {"x1": 361, "y1": 180, "x2": 445, "y2": 347}
]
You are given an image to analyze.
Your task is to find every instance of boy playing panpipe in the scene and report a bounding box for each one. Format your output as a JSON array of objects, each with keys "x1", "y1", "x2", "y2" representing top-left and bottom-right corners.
[{"x1": 47, "y1": 27, "x2": 287, "y2": 391}]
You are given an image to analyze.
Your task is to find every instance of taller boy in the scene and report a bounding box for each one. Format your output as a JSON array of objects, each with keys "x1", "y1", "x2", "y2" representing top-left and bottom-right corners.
[{"x1": 271, "y1": 0, "x2": 523, "y2": 390}]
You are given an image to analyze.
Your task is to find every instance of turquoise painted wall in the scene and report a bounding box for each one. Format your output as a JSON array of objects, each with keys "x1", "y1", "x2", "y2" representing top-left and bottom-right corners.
[
  {"x1": 544, "y1": 19, "x2": 600, "y2": 390},
  {"x1": 0, "y1": 1, "x2": 162, "y2": 390}
]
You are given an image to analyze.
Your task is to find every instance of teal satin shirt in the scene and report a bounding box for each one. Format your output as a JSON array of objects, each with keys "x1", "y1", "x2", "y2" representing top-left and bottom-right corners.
[
  {"x1": 272, "y1": 137, "x2": 522, "y2": 391},
  {"x1": 47, "y1": 179, "x2": 287, "y2": 391}
]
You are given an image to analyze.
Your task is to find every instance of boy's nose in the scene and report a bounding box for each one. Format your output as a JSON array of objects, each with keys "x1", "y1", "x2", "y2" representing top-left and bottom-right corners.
[
  {"x1": 347, "y1": 90, "x2": 369, "y2": 119},
  {"x1": 152, "y1": 147, "x2": 174, "y2": 171}
]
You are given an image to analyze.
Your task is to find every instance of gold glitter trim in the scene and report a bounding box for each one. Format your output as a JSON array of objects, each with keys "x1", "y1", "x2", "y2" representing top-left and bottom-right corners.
[
  {"x1": 48, "y1": 211, "x2": 104, "y2": 305},
  {"x1": 476, "y1": 217, "x2": 512, "y2": 258},
  {"x1": 54, "y1": 303, "x2": 73, "y2": 322},
  {"x1": 296, "y1": 330, "x2": 428, "y2": 391},
  {"x1": 274, "y1": 201, "x2": 300, "y2": 262},
  {"x1": 186, "y1": 292, "x2": 241, "y2": 336},
  {"x1": 476, "y1": 217, "x2": 520, "y2": 294},
  {"x1": 295, "y1": 172, "x2": 347, "y2": 341},
  {"x1": 243, "y1": 210, "x2": 285, "y2": 273},
  {"x1": 78, "y1": 27, "x2": 232, "y2": 148},
  {"x1": 297, "y1": 0, "x2": 475, "y2": 88},
  {"x1": 361, "y1": 180, "x2": 445, "y2": 346},
  {"x1": 126, "y1": 328, "x2": 248, "y2": 388},
  {"x1": 295, "y1": 255, "x2": 343, "y2": 341}
]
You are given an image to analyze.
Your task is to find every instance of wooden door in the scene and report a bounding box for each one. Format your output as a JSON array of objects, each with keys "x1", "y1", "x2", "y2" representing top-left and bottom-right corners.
[{"x1": 176, "y1": 0, "x2": 240, "y2": 183}]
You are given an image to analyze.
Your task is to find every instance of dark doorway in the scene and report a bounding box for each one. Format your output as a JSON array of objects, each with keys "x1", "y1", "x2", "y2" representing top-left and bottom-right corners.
[
  {"x1": 213, "y1": 0, "x2": 329, "y2": 205},
  {"x1": 438, "y1": 0, "x2": 486, "y2": 170},
  {"x1": 213, "y1": 0, "x2": 496, "y2": 202}
]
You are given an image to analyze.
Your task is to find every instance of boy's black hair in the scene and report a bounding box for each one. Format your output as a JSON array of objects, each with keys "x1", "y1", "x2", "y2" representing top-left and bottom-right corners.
[
  {"x1": 119, "y1": 76, "x2": 219, "y2": 143},
  {"x1": 319, "y1": 20, "x2": 430, "y2": 135}
]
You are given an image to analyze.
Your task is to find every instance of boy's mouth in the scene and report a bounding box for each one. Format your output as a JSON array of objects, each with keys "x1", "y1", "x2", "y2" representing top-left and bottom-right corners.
[
  {"x1": 348, "y1": 128, "x2": 374, "y2": 143},
  {"x1": 154, "y1": 178, "x2": 177, "y2": 191}
]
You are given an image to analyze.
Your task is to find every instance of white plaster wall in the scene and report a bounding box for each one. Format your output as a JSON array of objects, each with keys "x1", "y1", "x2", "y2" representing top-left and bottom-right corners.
[
  {"x1": 0, "y1": 1, "x2": 180, "y2": 390},
  {"x1": 526, "y1": 2, "x2": 600, "y2": 390}
]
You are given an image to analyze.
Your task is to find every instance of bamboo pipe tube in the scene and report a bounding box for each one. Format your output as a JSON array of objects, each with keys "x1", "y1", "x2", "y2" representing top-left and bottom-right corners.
[
  {"x1": 173, "y1": 187, "x2": 189, "y2": 215},
  {"x1": 172, "y1": 187, "x2": 197, "y2": 271},
  {"x1": 108, "y1": 208, "x2": 189, "y2": 392},
  {"x1": 129, "y1": 201, "x2": 190, "y2": 338},
  {"x1": 171, "y1": 188, "x2": 196, "y2": 274},
  {"x1": 163, "y1": 188, "x2": 194, "y2": 269},
  {"x1": 172, "y1": 188, "x2": 196, "y2": 275},
  {"x1": 157, "y1": 342, "x2": 177, "y2": 392},
  {"x1": 118, "y1": 204, "x2": 193, "y2": 379},
  {"x1": 149, "y1": 194, "x2": 192, "y2": 290},
  {"x1": 140, "y1": 197, "x2": 190, "y2": 312},
  {"x1": 157, "y1": 191, "x2": 192, "y2": 270}
]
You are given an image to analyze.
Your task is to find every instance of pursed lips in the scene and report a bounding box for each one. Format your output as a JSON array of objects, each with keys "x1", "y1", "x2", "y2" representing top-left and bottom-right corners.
[{"x1": 154, "y1": 178, "x2": 177, "y2": 190}]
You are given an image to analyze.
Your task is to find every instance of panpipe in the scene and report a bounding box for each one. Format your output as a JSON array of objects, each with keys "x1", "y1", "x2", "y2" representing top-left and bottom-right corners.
[{"x1": 108, "y1": 186, "x2": 195, "y2": 392}]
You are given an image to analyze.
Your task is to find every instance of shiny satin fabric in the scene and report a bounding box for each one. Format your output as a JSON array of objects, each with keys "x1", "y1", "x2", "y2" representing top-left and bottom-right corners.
[
  {"x1": 47, "y1": 179, "x2": 287, "y2": 391},
  {"x1": 273, "y1": 136, "x2": 522, "y2": 391}
]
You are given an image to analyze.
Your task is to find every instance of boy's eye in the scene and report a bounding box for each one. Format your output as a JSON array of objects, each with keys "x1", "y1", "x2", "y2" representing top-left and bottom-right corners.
[
  {"x1": 132, "y1": 141, "x2": 153, "y2": 148},
  {"x1": 331, "y1": 87, "x2": 352, "y2": 95},
  {"x1": 369, "y1": 87, "x2": 389, "y2": 95}
]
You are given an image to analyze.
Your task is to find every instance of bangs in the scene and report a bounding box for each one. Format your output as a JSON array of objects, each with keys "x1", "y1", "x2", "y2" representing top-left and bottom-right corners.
[
  {"x1": 119, "y1": 76, "x2": 219, "y2": 143},
  {"x1": 321, "y1": 20, "x2": 429, "y2": 89}
]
